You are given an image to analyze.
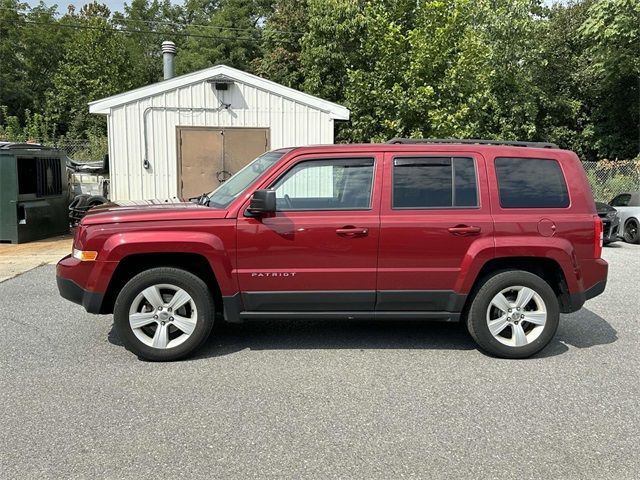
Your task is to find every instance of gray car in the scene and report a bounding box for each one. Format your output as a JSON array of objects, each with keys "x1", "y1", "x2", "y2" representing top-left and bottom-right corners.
[{"x1": 610, "y1": 192, "x2": 640, "y2": 244}]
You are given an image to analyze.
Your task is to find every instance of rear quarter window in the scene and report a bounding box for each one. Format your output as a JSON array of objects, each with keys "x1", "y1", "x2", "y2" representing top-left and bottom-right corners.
[{"x1": 495, "y1": 157, "x2": 569, "y2": 208}]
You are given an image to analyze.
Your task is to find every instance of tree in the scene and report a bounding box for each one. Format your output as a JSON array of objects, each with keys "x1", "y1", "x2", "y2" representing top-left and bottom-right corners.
[
  {"x1": 113, "y1": 0, "x2": 182, "y2": 87},
  {"x1": 300, "y1": 0, "x2": 367, "y2": 103},
  {"x1": 22, "y1": 3, "x2": 73, "y2": 114},
  {"x1": 532, "y1": 0, "x2": 595, "y2": 157},
  {"x1": 254, "y1": 0, "x2": 308, "y2": 89},
  {"x1": 0, "y1": 1, "x2": 28, "y2": 122},
  {"x1": 580, "y1": 0, "x2": 640, "y2": 159},
  {"x1": 0, "y1": 0, "x2": 637, "y2": 159},
  {"x1": 342, "y1": 0, "x2": 495, "y2": 142},
  {"x1": 45, "y1": 3, "x2": 135, "y2": 138},
  {"x1": 177, "y1": 0, "x2": 269, "y2": 73}
]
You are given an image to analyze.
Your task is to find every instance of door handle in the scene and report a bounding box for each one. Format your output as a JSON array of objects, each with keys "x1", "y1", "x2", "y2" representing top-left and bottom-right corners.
[
  {"x1": 336, "y1": 226, "x2": 369, "y2": 237},
  {"x1": 448, "y1": 225, "x2": 481, "y2": 236}
]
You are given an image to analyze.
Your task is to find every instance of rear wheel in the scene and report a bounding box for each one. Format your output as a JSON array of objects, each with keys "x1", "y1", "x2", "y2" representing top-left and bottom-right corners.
[
  {"x1": 114, "y1": 267, "x2": 215, "y2": 361},
  {"x1": 623, "y1": 219, "x2": 640, "y2": 244},
  {"x1": 466, "y1": 271, "x2": 559, "y2": 359}
]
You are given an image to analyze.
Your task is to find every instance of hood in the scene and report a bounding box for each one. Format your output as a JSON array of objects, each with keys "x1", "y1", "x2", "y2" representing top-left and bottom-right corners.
[{"x1": 82, "y1": 198, "x2": 227, "y2": 225}]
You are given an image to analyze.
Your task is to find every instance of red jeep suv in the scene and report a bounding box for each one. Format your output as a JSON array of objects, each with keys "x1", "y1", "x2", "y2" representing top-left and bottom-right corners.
[{"x1": 57, "y1": 139, "x2": 608, "y2": 361}]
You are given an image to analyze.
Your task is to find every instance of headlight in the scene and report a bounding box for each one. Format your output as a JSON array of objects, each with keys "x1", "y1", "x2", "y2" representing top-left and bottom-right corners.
[{"x1": 606, "y1": 211, "x2": 617, "y2": 219}]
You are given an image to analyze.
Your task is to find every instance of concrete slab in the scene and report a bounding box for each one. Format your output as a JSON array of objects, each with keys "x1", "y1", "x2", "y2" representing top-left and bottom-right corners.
[{"x1": 0, "y1": 235, "x2": 72, "y2": 282}]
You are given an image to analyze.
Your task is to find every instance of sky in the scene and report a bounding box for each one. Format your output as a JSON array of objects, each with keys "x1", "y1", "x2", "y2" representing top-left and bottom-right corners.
[
  {"x1": 26, "y1": 1, "x2": 183, "y2": 14},
  {"x1": 28, "y1": 1, "x2": 125, "y2": 12},
  {"x1": 28, "y1": 0, "x2": 566, "y2": 15}
]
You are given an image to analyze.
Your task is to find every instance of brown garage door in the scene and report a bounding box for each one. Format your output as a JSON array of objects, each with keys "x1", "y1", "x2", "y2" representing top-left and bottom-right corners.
[{"x1": 178, "y1": 127, "x2": 270, "y2": 200}]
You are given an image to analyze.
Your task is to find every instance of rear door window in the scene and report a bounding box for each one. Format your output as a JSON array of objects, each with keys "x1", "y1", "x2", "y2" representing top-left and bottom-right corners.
[
  {"x1": 392, "y1": 157, "x2": 478, "y2": 208},
  {"x1": 495, "y1": 157, "x2": 569, "y2": 208}
]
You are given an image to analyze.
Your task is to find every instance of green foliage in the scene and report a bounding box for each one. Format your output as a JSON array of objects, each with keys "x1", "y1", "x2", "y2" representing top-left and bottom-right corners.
[
  {"x1": 177, "y1": 0, "x2": 269, "y2": 74},
  {"x1": 0, "y1": 105, "x2": 54, "y2": 141},
  {"x1": 578, "y1": 0, "x2": 640, "y2": 159},
  {"x1": 254, "y1": 0, "x2": 308, "y2": 89},
  {"x1": 113, "y1": 0, "x2": 182, "y2": 86},
  {"x1": 344, "y1": 0, "x2": 498, "y2": 142},
  {"x1": 0, "y1": 0, "x2": 637, "y2": 160},
  {"x1": 300, "y1": 0, "x2": 367, "y2": 102},
  {"x1": 45, "y1": 6, "x2": 135, "y2": 139}
]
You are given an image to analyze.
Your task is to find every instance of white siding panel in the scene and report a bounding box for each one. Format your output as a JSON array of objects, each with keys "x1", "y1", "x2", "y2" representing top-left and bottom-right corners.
[{"x1": 108, "y1": 77, "x2": 339, "y2": 200}]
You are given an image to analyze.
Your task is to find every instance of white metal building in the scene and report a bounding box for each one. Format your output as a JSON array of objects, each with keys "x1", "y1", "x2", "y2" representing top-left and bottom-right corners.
[{"x1": 89, "y1": 64, "x2": 350, "y2": 201}]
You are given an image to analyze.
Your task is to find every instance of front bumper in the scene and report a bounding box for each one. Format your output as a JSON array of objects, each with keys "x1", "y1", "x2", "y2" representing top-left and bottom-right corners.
[
  {"x1": 56, "y1": 276, "x2": 104, "y2": 313},
  {"x1": 56, "y1": 254, "x2": 106, "y2": 314}
]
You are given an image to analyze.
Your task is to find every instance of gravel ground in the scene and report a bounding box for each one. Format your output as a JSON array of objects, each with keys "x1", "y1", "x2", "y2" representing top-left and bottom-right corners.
[{"x1": 1, "y1": 243, "x2": 639, "y2": 480}]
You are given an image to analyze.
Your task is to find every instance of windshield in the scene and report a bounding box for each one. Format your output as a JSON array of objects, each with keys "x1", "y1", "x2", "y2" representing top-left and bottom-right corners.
[{"x1": 207, "y1": 151, "x2": 286, "y2": 208}]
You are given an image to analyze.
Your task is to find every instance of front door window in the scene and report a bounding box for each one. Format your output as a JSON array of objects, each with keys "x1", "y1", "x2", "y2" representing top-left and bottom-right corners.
[{"x1": 271, "y1": 158, "x2": 375, "y2": 211}]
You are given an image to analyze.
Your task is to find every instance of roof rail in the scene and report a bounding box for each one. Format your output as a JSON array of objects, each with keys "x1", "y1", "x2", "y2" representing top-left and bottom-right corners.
[{"x1": 386, "y1": 138, "x2": 559, "y2": 149}]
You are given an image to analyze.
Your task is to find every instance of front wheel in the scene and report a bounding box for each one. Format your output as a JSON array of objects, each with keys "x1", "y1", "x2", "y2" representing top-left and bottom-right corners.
[
  {"x1": 623, "y1": 219, "x2": 640, "y2": 244},
  {"x1": 466, "y1": 271, "x2": 559, "y2": 359},
  {"x1": 114, "y1": 267, "x2": 215, "y2": 361}
]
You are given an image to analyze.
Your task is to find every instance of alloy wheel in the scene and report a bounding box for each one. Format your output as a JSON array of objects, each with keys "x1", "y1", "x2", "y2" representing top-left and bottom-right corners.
[
  {"x1": 128, "y1": 283, "x2": 198, "y2": 349},
  {"x1": 486, "y1": 285, "x2": 547, "y2": 347}
]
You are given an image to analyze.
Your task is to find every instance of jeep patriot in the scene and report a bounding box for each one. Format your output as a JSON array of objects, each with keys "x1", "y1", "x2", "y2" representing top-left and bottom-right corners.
[{"x1": 57, "y1": 139, "x2": 608, "y2": 361}]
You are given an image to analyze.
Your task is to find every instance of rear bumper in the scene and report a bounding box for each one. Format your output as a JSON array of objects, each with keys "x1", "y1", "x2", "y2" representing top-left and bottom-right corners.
[
  {"x1": 563, "y1": 279, "x2": 607, "y2": 313},
  {"x1": 56, "y1": 275, "x2": 104, "y2": 314},
  {"x1": 560, "y1": 256, "x2": 608, "y2": 313}
]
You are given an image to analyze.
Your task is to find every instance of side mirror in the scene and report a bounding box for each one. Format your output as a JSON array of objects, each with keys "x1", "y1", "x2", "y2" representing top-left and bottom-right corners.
[{"x1": 248, "y1": 189, "x2": 276, "y2": 215}]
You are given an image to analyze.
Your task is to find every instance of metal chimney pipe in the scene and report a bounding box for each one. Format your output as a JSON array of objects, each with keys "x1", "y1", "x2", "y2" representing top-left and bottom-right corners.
[{"x1": 162, "y1": 41, "x2": 176, "y2": 80}]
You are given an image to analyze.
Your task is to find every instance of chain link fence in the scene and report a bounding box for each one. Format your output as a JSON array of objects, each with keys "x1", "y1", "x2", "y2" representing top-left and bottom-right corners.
[
  {"x1": 50, "y1": 138, "x2": 108, "y2": 163},
  {"x1": 583, "y1": 159, "x2": 640, "y2": 202}
]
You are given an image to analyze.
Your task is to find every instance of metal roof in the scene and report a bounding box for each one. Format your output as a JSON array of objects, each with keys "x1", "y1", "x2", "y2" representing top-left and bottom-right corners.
[{"x1": 88, "y1": 64, "x2": 350, "y2": 120}]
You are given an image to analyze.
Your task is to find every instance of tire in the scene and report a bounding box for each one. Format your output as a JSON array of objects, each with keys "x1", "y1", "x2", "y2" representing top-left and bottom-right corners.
[
  {"x1": 114, "y1": 267, "x2": 215, "y2": 361},
  {"x1": 466, "y1": 270, "x2": 559, "y2": 359},
  {"x1": 623, "y1": 219, "x2": 640, "y2": 244},
  {"x1": 86, "y1": 195, "x2": 107, "y2": 207}
]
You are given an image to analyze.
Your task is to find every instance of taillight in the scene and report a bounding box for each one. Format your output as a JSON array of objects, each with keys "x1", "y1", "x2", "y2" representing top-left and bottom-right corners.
[{"x1": 594, "y1": 215, "x2": 603, "y2": 258}]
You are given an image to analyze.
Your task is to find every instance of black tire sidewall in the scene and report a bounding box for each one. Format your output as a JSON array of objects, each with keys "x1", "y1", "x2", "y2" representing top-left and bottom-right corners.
[
  {"x1": 467, "y1": 271, "x2": 560, "y2": 359},
  {"x1": 624, "y1": 219, "x2": 640, "y2": 244},
  {"x1": 114, "y1": 268, "x2": 215, "y2": 361}
]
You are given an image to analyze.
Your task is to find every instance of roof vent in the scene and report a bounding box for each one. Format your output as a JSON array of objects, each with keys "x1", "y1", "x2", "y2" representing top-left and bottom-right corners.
[
  {"x1": 207, "y1": 75, "x2": 235, "y2": 90},
  {"x1": 162, "y1": 41, "x2": 176, "y2": 80}
]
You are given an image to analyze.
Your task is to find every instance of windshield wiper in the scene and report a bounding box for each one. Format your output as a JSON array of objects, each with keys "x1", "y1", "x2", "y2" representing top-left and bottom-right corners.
[{"x1": 189, "y1": 193, "x2": 210, "y2": 206}]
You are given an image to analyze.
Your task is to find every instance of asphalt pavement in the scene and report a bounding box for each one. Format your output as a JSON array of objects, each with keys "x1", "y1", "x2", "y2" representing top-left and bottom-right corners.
[{"x1": 1, "y1": 243, "x2": 639, "y2": 479}]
